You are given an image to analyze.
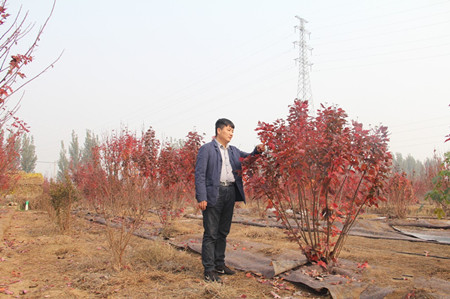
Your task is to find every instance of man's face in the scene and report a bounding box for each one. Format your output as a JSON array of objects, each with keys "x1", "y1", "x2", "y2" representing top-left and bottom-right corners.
[{"x1": 217, "y1": 125, "x2": 234, "y2": 145}]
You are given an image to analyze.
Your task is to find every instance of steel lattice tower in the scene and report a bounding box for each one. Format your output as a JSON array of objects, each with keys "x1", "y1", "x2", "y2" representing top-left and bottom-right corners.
[{"x1": 294, "y1": 16, "x2": 314, "y2": 113}]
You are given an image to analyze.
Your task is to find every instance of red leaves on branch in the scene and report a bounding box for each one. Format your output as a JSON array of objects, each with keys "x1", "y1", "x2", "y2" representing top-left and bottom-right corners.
[
  {"x1": 156, "y1": 131, "x2": 204, "y2": 227},
  {"x1": 8, "y1": 55, "x2": 33, "y2": 76},
  {"x1": 0, "y1": 130, "x2": 20, "y2": 193},
  {"x1": 76, "y1": 128, "x2": 204, "y2": 232},
  {"x1": 76, "y1": 128, "x2": 158, "y2": 269},
  {"x1": 0, "y1": 1, "x2": 56, "y2": 191},
  {"x1": 242, "y1": 99, "x2": 392, "y2": 265},
  {"x1": 384, "y1": 172, "x2": 415, "y2": 218}
]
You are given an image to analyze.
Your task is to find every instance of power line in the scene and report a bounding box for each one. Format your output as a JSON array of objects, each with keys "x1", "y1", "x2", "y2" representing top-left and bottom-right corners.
[
  {"x1": 388, "y1": 116, "x2": 449, "y2": 129},
  {"x1": 312, "y1": 0, "x2": 450, "y2": 32},
  {"x1": 313, "y1": 19, "x2": 450, "y2": 47},
  {"x1": 314, "y1": 51, "x2": 450, "y2": 72},
  {"x1": 316, "y1": 41, "x2": 450, "y2": 64},
  {"x1": 314, "y1": 33, "x2": 450, "y2": 57},
  {"x1": 96, "y1": 32, "x2": 296, "y2": 130}
]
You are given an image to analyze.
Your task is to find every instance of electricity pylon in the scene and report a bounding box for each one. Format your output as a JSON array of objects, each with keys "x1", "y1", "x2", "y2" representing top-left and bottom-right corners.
[{"x1": 293, "y1": 15, "x2": 314, "y2": 114}]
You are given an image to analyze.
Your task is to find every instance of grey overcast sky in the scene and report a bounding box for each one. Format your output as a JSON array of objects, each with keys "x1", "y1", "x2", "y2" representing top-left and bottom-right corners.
[{"x1": 7, "y1": 0, "x2": 450, "y2": 177}]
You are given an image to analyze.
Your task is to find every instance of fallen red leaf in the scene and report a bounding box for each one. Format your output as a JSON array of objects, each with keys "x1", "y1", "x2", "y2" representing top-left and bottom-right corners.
[{"x1": 317, "y1": 260, "x2": 327, "y2": 269}]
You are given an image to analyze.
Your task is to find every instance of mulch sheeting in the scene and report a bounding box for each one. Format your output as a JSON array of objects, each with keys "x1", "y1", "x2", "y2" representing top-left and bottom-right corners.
[
  {"x1": 80, "y1": 210, "x2": 450, "y2": 298},
  {"x1": 172, "y1": 235, "x2": 450, "y2": 299},
  {"x1": 171, "y1": 236, "x2": 397, "y2": 299},
  {"x1": 391, "y1": 225, "x2": 450, "y2": 244},
  {"x1": 389, "y1": 218, "x2": 450, "y2": 229},
  {"x1": 186, "y1": 212, "x2": 450, "y2": 244},
  {"x1": 179, "y1": 212, "x2": 450, "y2": 298}
]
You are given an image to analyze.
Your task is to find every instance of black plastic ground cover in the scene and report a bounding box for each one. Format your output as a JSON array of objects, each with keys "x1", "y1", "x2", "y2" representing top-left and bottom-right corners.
[
  {"x1": 175, "y1": 237, "x2": 395, "y2": 299},
  {"x1": 80, "y1": 211, "x2": 450, "y2": 299}
]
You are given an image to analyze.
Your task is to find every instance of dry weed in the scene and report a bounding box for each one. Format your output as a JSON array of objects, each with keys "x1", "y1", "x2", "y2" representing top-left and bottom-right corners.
[
  {"x1": 201, "y1": 281, "x2": 243, "y2": 298},
  {"x1": 242, "y1": 226, "x2": 278, "y2": 239},
  {"x1": 160, "y1": 219, "x2": 200, "y2": 239},
  {"x1": 258, "y1": 246, "x2": 282, "y2": 256},
  {"x1": 132, "y1": 240, "x2": 200, "y2": 273}
]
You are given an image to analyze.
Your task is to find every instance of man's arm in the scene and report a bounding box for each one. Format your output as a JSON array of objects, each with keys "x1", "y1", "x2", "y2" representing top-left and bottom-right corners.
[
  {"x1": 195, "y1": 145, "x2": 208, "y2": 210},
  {"x1": 238, "y1": 144, "x2": 265, "y2": 158}
]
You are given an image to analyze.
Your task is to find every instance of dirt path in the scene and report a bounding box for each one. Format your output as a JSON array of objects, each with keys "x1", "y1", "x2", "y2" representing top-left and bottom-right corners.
[
  {"x1": 1, "y1": 206, "x2": 449, "y2": 298},
  {"x1": 0, "y1": 209, "x2": 320, "y2": 298}
]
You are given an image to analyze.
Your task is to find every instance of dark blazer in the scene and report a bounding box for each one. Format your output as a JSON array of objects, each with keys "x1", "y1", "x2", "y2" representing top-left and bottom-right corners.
[{"x1": 195, "y1": 140, "x2": 258, "y2": 206}]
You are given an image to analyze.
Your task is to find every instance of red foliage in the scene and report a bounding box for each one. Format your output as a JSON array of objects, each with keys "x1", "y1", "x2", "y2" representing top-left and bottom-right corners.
[
  {"x1": 242, "y1": 100, "x2": 392, "y2": 264},
  {"x1": 156, "y1": 131, "x2": 204, "y2": 226},
  {"x1": 76, "y1": 129, "x2": 156, "y2": 268},
  {"x1": 78, "y1": 129, "x2": 156, "y2": 208},
  {"x1": 0, "y1": 1, "x2": 56, "y2": 132},
  {"x1": 76, "y1": 128, "x2": 204, "y2": 233},
  {"x1": 138, "y1": 128, "x2": 160, "y2": 180},
  {"x1": 0, "y1": 130, "x2": 20, "y2": 193},
  {"x1": 384, "y1": 172, "x2": 415, "y2": 218},
  {"x1": 0, "y1": 1, "x2": 56, "y2": 193}
]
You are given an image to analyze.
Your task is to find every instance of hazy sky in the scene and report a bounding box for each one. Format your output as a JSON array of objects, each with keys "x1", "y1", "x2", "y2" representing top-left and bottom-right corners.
[{"x1": 7, "y1": 0, "x2": 450, "y2": 177}]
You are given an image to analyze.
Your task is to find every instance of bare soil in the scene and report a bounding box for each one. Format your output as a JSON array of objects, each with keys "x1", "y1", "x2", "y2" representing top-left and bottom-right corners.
[{"x1": 1, "y1": 204, "x2": 449, "y2": 298}]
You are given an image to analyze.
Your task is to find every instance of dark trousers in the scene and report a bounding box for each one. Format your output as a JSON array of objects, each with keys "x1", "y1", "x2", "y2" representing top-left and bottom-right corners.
[{"x1": 201, "y1": 185, "x2": 236, "y2": 271}]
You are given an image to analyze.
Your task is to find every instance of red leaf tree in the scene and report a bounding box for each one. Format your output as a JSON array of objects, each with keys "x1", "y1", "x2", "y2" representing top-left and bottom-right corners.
[
  {"x1": 77, "y1": 128, "x2": 159, "y2": 269},
  {"x1": 0, "y1": 0, "x2": 58, "y2": 195},
  {"x1": 156, "y1": 131, "x2": 204, "y2": 230},
  {"x1": 243, "y1": 100, "x2": 392, "y2": 264},
  {"x1": 384, "y1": 172, "x2": 415, "y2": 218},
  {"x1": 0, "y1": 130, "x2": 19, "y2": 195}
]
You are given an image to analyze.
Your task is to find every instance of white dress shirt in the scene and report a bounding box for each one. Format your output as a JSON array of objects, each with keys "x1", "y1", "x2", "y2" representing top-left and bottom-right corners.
[{"x1": 216, "y1": 140, "x2": 235, "y2": 183}]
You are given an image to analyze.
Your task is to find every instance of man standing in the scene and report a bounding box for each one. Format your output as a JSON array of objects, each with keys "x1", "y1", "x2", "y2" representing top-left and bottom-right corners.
[{"x1": 195, "y1": 118, "x2": 263, "y2": 282}]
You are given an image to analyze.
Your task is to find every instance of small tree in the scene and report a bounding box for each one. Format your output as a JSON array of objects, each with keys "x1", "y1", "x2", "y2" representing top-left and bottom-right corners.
[
  {"x1": 0, "y1": 130, "x2": 20, "y2": 195},
  {"x1": 243, "y1": 100, "x2": 391, "y2": 266},
  {"x1": 157, "y1": 143, "x2": 182, "y2": 228},
  {"x1": 78, "y1": 128, "x2": 158, "y2": 270},
  {"x1": 20, "y1": 134, "x2": 37, "y2": 173},
  {"x1": 0, "y1": 0, "x2": 58, "y2": 191},
  {"x1": 156, "y1": 131, "x2": 203, "y2": 232},
  {"x1": 57, "y1": 141, "x2": 69, "y2": 181},
  {"x1": 178, "y1": 131, "x2": 204, "y2": 200},
  {"x1": 48, "y1": 174, "x2": 80, "y2": 232},
  {"x1": 69, "y1": 130, "x2": 81, "y2": 171},
  {"x1": 384, "y1": 172, "x2": 415, "y2": 218},
  {"x1": 425, "y1": 151, "x2": 450, "y2": 218},
  {"x1": 81, "y1": 129, "x2": 98, "y2": 164}
]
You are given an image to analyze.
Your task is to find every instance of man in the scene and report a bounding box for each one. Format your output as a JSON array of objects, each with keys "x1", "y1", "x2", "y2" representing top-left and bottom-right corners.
[{"x1": 195, "y1": 118, "x2": 264, "y2": 282}]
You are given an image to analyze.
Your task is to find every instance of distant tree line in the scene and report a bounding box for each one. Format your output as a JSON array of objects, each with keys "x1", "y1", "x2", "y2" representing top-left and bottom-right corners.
[
  {"x1": 392, "y1": 152, "x2": 440, "y2": 177},
  {"x1": 392, "y1": 152, "x2": 442, "y2": 198},
  {"x1": 57, "y1": 130, "x2": 98, "y2": 181}
]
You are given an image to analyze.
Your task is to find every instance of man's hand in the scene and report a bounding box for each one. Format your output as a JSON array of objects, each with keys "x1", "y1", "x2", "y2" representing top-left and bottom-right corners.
[
  {"x1": 256, "y1": 144, "x2": 265, "y2": 153},
  {"x1": 198, "y1": 200, "x2": 207, "y2": 211}
]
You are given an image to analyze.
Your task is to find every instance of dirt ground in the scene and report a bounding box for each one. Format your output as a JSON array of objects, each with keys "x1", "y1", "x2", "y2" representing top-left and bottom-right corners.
[{"x1": 1, "y1": 204, "x2": 449, "y2": 298}]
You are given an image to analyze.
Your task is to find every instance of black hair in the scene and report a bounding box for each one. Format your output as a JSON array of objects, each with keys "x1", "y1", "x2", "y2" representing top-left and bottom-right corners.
[{"x1": 215, "y1": 118, "x2": 234, "y2": 136}]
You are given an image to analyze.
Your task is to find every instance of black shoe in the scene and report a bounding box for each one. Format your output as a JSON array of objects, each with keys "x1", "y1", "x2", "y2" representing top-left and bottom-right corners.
[
  {"x1": 215, "y1": 265, "x2": 236, "y2": 275},
  {"x1": 204, "y1": 270, "x2": 222, "y2": 283}
]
